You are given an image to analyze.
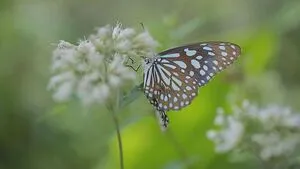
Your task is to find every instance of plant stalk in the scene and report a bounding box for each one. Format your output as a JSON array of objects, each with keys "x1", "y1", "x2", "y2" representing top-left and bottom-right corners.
[{"x1": 107, "y1": 103, "x2": 124, "y2": 169}]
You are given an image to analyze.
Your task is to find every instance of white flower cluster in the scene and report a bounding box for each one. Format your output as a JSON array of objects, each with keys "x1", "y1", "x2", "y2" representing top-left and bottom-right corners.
[
  {"x1": 207, "y1": 101, "x2": 300, "y2": 161},
  {"x1": 48, "y1": 24, "x2": 158, "y2": 106},
  {"x1": 206, "y1": 108, "x2": 245, "y2": 153}
]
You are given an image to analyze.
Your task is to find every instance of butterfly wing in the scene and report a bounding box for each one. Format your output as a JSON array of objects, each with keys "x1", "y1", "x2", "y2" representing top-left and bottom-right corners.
[
  {"x1": 159, "y1": 42, "x2": 241, "y2": 87},
  {"x1": 144, "y1": 42, "x2": 241, "y2": 112},
  {"x1": 143, "y1": 56, "x2": 199, "y2": 111},
  {"x1": 143, "y1": 42, "x2": 241, "y2": 129}
]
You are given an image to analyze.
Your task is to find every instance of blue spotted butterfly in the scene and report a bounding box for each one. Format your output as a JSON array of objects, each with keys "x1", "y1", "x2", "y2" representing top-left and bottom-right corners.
[{"x1": 143, "y1": 42, "x2": 241, "y2": 129}]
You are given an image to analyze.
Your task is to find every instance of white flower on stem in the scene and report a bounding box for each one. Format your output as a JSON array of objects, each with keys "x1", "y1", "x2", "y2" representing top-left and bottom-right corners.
[
  {"x1": 107, "y1": 54, "x2": 136, "y2": 87},
  {"x1": 207, "y1": 109, "x2": 244, "y2": 153},
  {"x1": 207, "y1": 100, "x2": 300, "y2": 162},
  {"x1": 48, "y1": 71, "x2": 76, "y2": 102},
  {"x1": 48, "y1": 23, "x2": 158, "y2": 106},
  {"x1": 133, "y1": 30, "x2": 159, "y2": 50}
]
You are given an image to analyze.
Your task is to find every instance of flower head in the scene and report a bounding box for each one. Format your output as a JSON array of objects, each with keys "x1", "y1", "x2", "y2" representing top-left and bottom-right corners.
[
  {"x1": 48, "y1": 23, "x2": 158, "y2": 106},
  {"x1": 206, "y1": 108, "x2": 244, "y2": 153},
  {"x1": 207, "y1": 100, "x2": 300, "y2": 162}
]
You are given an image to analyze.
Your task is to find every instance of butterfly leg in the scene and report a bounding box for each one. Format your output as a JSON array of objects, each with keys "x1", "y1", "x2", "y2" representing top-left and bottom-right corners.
[
  {"x1": 125, "y1": 57, "x2": 141, "y2": 72},
  {"x1": 155, "y1": 110, "x2": 169, "y2": 131}
]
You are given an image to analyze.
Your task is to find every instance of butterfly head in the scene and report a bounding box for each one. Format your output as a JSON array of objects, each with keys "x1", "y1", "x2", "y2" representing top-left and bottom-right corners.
[
  {"x1": 144, "y1": 57, "x2": 154, "y2": 64},
  {"x1": 143, "y1": 57, "x2": 157, "y2": 73}
]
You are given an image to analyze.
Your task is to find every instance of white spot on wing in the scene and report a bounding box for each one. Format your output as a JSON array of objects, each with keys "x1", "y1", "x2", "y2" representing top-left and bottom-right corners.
[
  {"x1": 164, "y1": 64, "x2": 176, "y2": 69},
  {"x1": 208, "y1": 52, "x2": 215, "y2": 56},
  {"x1": 196, "y1": 55, "x2": 203, "y2": 60},
  {"x1": 189, "y1": 71, "x2": 194, "y2": 76},
  {"x1": 161, "y1": 53, "x2": 180, "y2": 58},
  {"x1": 191, "y1": 59, "x2": 200, "y2": 69},
  {"x1": 157, "y1": 65, "x2": 171, "y2": 85},
  {"x1": 186, "y1": 86, "x2": 192, "y2": 90},
  {"x1": 180, "y1": 102, "x2": 184, "y2": 106},
  {"x1": 200, "y1": 70, "x2": 205, "y2": 76},
  {"x1": 174, "y1": 97, "x2": 178, "y2": 102},
  {"x1": 164, "y1": 96, "x2": 168, "y2": 101},
  {"x1": 219, "y1": 46, "x2": 226, "y2": 50},
  {"x1": 221, "y1": 52, "x2": 227, "y2": 56},
  {"x1": 172, "y1": 76, "x2": 183, "y2": 87},
  {"x1": 203, "y1": 46, "x2": 212, "y2": 51},
  {"x1": 174, "y1": 61, "x2": 187, "y2": 69},
  {"x1": 161, "y1": 59, "x2": 170, "y2": 63},
  {"x1": 184, "y1": 48, "x2": 197, "y2": 56},
  {"x1": 145, "y1": 66, "x2": 153, "y2": 86},
  {"x1": 172, "y1": 82, "x2": 180, "y2": 91},
  {"x1": 173, "y1": 72, "x2": 179, "y2": 76}
]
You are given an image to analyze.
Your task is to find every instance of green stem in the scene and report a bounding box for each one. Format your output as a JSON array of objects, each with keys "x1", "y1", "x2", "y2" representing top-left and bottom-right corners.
[{"x1": 107, "y1": 104, "x2": 124, "y2": 169}]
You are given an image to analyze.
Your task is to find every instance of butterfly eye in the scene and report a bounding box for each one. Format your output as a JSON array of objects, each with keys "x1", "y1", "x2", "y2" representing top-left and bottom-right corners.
[
  {"x1": 145, "y1": 59, "x2": 150, "y2": 64},
  {"x1": 144, "y1": 58, "x2": 152, "y2": 64}
]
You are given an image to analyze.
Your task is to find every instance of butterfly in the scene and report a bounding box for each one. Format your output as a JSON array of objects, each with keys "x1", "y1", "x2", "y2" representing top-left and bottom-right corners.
[{"x1": 142, "y1": 42, "x2": 241, "y2": 129}]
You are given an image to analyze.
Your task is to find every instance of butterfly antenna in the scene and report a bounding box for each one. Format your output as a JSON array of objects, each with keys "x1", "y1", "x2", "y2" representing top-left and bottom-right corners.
[{"x1": 140, "y1": 22, "x2": 145, "y2": 31}]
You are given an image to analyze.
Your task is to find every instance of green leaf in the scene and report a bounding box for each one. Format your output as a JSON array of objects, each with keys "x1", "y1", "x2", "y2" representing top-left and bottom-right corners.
[
  {"x1": 120, "y1": 84, "x2": 143, "y2": 108},
  {"x1": 242, "y1": 28, "x2": 278, "y2": 76}
]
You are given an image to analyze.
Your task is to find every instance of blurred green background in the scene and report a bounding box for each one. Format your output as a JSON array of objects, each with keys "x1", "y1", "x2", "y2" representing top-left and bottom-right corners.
[{"x1": 1, "y1": 0, "x2": 300, "y2": 169}]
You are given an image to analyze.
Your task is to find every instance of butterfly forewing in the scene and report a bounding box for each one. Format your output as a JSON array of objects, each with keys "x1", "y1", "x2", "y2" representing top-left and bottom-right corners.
[{"x1": 144, "y1": 41, "x2": 241, "y2": 112}]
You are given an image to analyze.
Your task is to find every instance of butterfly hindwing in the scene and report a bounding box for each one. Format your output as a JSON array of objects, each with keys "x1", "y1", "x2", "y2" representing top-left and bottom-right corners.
[{"x1": 144, "y1": 57, "x2": 199, "y2": 111}]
